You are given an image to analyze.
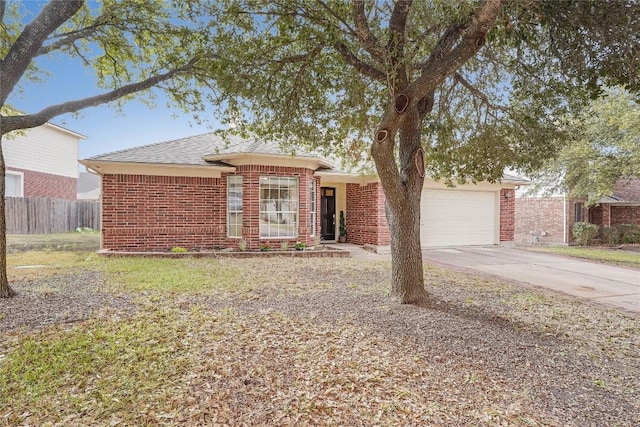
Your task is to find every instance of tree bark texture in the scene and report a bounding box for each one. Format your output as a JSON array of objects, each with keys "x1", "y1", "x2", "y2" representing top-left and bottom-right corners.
[
  {"x1": 373, "y1": 105, "x2": 427, "y2": 304},
  {"x1": 0, "y1": 135, "x2": 15, "y2": 298},
  {"x1": 370, "y1": 0, "x2": 504, "y2": 304}
]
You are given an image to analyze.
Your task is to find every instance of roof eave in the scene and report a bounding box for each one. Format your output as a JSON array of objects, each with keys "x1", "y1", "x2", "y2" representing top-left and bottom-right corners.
[
  {"x1": 80, "y1": 159, "x2": 236, "y2": 178},
  {"x1": 202, "y1": 152, "x2": 334, "y2": 169}
]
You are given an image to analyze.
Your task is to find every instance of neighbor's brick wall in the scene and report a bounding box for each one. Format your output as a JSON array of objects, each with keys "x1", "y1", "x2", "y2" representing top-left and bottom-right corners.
[
  {"x1": 101, "y1": 166, "x2": 319, "y2": 252},
  {"x1": 8, "y1": 167, "x2": 77, "y2": 200},
  {"x1": 611, "y1": 206, "x2": 640, "y2": 226},
  {"x1": 346, "y1": 182, "x2": 390, "y2": 246},
  {"x1": 589, "y1": 205, "x2": 602, "y2": 225},
  {"x1": 515, "y1": 197, "x2": 566, "y2": 244},
  {"x1": 499, "y1": 189, "x2": 515, "y2": 242}
]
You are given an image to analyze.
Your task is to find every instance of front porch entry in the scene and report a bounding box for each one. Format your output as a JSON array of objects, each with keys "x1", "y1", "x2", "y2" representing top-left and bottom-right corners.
[{"x1": 321, "y1": 187, "x2": 336, "y2": 241}]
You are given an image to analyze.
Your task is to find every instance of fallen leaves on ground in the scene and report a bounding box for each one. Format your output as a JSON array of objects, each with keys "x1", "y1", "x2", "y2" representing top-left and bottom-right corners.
[{"x1": 1, "y1": 257, "x2": 639, "y2": 426}]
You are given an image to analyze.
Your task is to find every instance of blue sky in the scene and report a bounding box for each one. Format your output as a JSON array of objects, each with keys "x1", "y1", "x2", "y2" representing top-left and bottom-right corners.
[{"x1": 5, "y1": 1, "x2": 222, "y2": 165}]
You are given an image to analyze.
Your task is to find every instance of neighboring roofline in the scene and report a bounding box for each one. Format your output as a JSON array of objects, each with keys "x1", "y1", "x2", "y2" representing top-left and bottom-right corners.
[
  {"x1": 1, "y1": 106, "x2": 86, "y2": 139},
  {"x1": 44, "y1": 122, "x2": 87, "y2": 139}
]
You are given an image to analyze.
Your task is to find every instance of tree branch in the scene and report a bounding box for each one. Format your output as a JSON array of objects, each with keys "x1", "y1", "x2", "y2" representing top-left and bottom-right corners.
[
  {"x1": 0, "y1": 0, "x2": 84, "y2": 105},
  {"x1": 418, "y1": 25, "x2": 463, "y2": 72},
  {"x1": 351, "y1": 0, "x2": 386, "y2": 63},
  {"x1": 386, "y1": 0, "x2": 412, "y2": 91},
  {"x1": 0, "y1": 1, "x2": 6, "y2": 25},
  {"x1": 374, "y1": 0, "x2": 505, "y2": 146},
  {"x1": 453, "y1": 72, "x2": 507, "y2": 111},
  {"x1": 0, "y1": 57, "x2": 199, "y2": 134},
  {"x1": 37, "y1": 20, "x2": 107, "y2": 56},
  {"x1": 334, "y1": 42, "x2": 386, "y2": 82}
]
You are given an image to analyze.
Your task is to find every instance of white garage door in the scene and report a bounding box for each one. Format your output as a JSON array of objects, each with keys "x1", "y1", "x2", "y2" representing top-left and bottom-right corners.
[{"x1": 420, "y1": 189, "x2": 497, "y2": 247}]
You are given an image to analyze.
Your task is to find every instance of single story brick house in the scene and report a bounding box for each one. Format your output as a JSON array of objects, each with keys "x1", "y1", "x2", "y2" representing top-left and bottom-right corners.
[
  {"x1": 515, "y1": 179, "x2": 640, "y2": 245},
  {"x1": 80, "y1": 133, "x2": 525, "y2": 252}
]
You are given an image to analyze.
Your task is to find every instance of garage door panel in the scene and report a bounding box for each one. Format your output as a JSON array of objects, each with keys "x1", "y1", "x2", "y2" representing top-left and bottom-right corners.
[{"x1": 420, "y1": 190, "x2": 497, "y2": 247}]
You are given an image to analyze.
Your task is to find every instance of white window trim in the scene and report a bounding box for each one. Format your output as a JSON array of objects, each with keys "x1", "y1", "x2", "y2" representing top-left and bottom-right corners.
[
  {"x1": 310, "y1": 180, "x2": 316, "y2": 237},
  {"x1": 259, "y1": 176, "x2": 299, "y2": 239},
  {"x1": 227, "y1": 175, "x2": 243, "y2": 238},
  {"x1": 5, "y1": 170, "x2": 24, "y2": 198}
]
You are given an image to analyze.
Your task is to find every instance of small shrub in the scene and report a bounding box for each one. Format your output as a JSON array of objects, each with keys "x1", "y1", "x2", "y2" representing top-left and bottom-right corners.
[
  {"x1": 295, "y1": 241, "x2": 306, "y2": 251},
  {"x1": 280, "y1": 241, "x2": 289, "y2": 251},
  {"x1": 170, "y1": 247, "x2": 188, "y2": 253},
  {"x1": 572, "y1": 222, "x2": 599, "y2": 246},
  {"x1": 599, "y1": 226, "x2": 621, "y2": 245},
  {"x1": 260, "y1": 243, "x2": 271, "y2": 252},
  {"x1": 616, "y1": 224, "x2": 640, "y2": 244},
  {"x1": 238, "y1": 240, "x2": 247, "y2": 251}
]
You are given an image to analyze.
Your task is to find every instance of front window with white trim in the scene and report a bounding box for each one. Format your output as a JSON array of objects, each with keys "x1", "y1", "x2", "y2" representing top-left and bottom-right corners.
[
  {"x1": 5, "y1": 171, "x2": 24, "y2": 197},
  {"x1": 309, "y1": 180, "x2": 316, "y2": 237},
  {"x1": 227, "y1": 175, "x2": 243, "y2": 238},
  {"x1": 260, "y1": 176, "x2": 298, "y2": 238}
]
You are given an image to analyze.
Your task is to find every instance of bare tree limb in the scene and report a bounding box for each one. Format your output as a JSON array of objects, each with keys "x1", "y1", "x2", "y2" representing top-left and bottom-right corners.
[
  {"x1": 0, "y1": 0, "x2": 84, "y2": 105},
  {"x1": 0, "y1": 0, "x2": 6, "y2": 25},
  {"x1": 0, "y1": 57, "x2": 199, "y2": 134},
  {"x1": 352, "y1": 0, "x2": 386, "y2": 63},
  {"x1": 418, "y1": 25, "x2": 463, "y2": 73},
  {"x1": 374, "y1": 0, "x2": 505, "y2": 147},
  {"x1": 36, "y1": 19, "x2": 108, "y2": 56},
  {"x1": 334, "y1": 42, "x2": 386, "y2": 82},
  {"x1": 386, "y1": 0, "x2": 412, "y2": 91}
]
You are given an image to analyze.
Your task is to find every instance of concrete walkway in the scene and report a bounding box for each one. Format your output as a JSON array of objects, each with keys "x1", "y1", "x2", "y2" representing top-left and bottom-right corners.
[{"x1": 341, "y1": 243, "x2": 640, "y2": 315}]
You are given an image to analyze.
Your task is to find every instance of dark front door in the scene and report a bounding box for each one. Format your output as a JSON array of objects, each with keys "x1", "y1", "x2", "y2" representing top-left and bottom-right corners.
[{"x1": 321, "y1": 187, "x2": 336, "y2": 241}]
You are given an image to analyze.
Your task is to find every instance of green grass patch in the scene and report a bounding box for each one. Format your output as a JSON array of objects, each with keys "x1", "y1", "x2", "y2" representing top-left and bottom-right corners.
[
  {"x1": 100, "y1": 257, "x2": 244, "y2": 294},
  {"x1": 528, "y1": 246, "x2": 640, "y2": 268},
  {"x1": 7, "y1": 251, "x2": 99, "y2": 281},
  {"x1": 7, "y1": 232, "x2": 100, "y2": 254},
  {"x1": 0, "y1": 306, "x2": 197, "y2": 425}
]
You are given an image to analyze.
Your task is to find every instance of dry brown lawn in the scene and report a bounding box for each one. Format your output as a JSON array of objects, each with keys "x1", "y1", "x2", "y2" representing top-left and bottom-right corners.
[{"x1": 0, "y1": 243, "x2": 638, "y2": 426}]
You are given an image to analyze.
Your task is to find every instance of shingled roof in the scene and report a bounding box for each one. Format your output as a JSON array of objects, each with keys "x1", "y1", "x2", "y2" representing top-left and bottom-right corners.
[{"x1": 84, "y1": 132, "x2": 331, "y2": 167}]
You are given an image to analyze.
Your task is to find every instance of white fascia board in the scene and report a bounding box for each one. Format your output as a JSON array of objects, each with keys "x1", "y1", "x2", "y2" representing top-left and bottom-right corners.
[
  {"x1": 203, "y1": 152, "x2": 334, "y2": 169},
  {"x1": 44, "y1": 122, "x2": 87, "y2": 140},
  {"x1": 79, "y1": 160, "x2": 236, "y2": 178}
]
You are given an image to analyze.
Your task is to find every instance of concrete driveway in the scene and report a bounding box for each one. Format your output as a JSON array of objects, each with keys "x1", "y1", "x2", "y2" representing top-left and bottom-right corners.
[{"x1": 420, "y1": 245, "x2": 640, "y2": 315}]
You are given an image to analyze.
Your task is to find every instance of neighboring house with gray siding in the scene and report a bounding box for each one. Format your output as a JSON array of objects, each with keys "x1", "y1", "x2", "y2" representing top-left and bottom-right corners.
[{"x1": 3, "y1": 122, "x2": 85, "y2": 200}]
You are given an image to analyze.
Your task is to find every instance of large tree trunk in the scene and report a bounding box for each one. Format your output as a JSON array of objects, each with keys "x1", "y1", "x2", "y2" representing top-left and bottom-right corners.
[
  {"x1": 373, "y1": 105, "x2": 427, "y2": 304},
  {"x1": 385, "y1": 189, "x2": 425, "y2": 303},
  {"x1": 0, "y1": 135, "x2": 15, "y2": 298}
]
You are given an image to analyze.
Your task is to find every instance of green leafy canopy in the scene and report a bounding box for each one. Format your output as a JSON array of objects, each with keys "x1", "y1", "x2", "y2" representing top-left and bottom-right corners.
[
  {"x1": 199, "y1": 1, "x2": 640, "y2": 181},
  {"x1": 529, "y1": 87, "x2": 640, "y2": 205}
]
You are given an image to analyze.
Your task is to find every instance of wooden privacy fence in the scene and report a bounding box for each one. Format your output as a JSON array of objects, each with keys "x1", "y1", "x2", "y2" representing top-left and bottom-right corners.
[{"x1": 5, "y1": 197, "x2": 101, "y2": 234}]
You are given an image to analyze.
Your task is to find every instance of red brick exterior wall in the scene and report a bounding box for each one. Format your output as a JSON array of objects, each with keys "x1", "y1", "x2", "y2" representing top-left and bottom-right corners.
[
  {"x1": 610, "y1": 206, "x2": 640, "y2": 226},
  {"x1": 8, "y1": 167, "x2": 76, "y2": 200},
  {"x1": 499, "y1": 189, "x2": 515, "y2": 242},
  {"x1": 515, "y1": 197, "x2": 566, "y2": 244},
  {"x1": 101, "y1": 166, "x2": 319, "y2": 251},
  {"x1": 588, "y1": 204, "x2": 640, "y2": 227},
  {"x1": 589, "y1": 205, "x2": 602, "y2": 225},
  {"x1": 515, "y1": 196, "x2": 594, "y2": 244},
  {"x1": 345, "y1": 182, "x2": 390, "y2": 246}
]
